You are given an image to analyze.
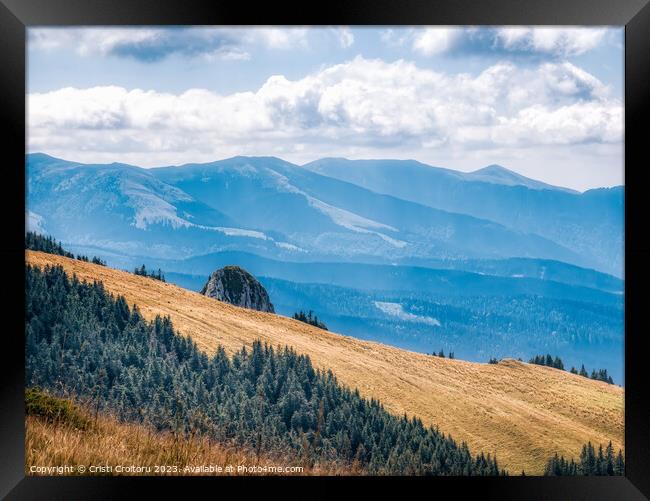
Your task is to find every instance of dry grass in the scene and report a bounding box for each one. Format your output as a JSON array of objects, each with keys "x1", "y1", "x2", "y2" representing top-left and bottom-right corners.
[
  {"x1": 26, "y1": 251, "x2": 624, "y2": 474},
  {"x1": 26, "y1": 405, "x2": 351, "y2": 476}
]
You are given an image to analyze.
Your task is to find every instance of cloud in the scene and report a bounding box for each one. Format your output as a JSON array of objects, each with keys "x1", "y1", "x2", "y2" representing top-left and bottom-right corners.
[
  {"x1": 385, "y1": 26, "x2": 611, "y2": 57},
  {"x1": 28, "y1": 57, "x2": 621, "y2": 168},
  {"x1": 380, "y1": 29, "x2": 409, "y2": 47},
  {"x1": 495, "y1": 27, "x2": 608, "y2": 56},
  {"x1": 28, "y1": 27, "x2": 310, "y2": 62},
  {"x1": 334, "y1": 27, "x2": 354, "y2": 48},
  {"x1": 412, "y1": 28, "x2": 463, "y2": 55},
  {"x1": 253, "y1": 28, "x2": 309, "y2": 49}
]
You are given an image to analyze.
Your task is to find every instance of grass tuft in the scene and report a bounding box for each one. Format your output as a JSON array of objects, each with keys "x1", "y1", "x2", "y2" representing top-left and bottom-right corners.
[{"x1": 26, "y1": 387, "x2": 92, "y2": 431}]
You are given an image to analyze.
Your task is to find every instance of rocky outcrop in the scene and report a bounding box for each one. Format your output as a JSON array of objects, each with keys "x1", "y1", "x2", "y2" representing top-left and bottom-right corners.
[{"x1": 200, "y1": 266, "x2": 274, "y2": 313}]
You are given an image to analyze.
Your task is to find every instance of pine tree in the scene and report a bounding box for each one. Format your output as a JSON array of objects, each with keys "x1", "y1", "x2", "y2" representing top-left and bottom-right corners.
[{"x1": 615, "y1": 450, "x2": 625, "y2": 475}]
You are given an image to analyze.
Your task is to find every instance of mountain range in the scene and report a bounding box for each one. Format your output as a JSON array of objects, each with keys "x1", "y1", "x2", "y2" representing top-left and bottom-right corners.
[
  {"x1": 305, "y1": 158, "x2": 623, "y2": 277},
  {"x1": 27, "y1": 153, "x2": 623, "y2": 276}
]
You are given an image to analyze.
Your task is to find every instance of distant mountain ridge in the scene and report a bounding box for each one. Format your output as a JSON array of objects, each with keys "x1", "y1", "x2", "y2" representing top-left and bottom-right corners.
[
  {"x1": 28, "y1": 153, "x2": 610, "y2": 272},
  {"x1": 464, "y1": 164, "x2": 579, "y2": 193},
  {"x1": 121, "y1": 250, "x2": 622, "y2": 298},
  {"x1": 303, "y1": 157, "x2": 623, "y2": 276}
]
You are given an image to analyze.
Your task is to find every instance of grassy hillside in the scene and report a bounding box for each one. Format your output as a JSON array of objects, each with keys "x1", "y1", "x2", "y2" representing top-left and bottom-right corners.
[
  {"x1": 25, "y1": 250, "x2": 624, "y2": 474},
  {"x1": 26, "y1": 389, "x2": 347, "y2": 476}
]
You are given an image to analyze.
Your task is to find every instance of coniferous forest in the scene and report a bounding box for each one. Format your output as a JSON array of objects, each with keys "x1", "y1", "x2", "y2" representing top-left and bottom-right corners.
[
  {"x1": 529, "y1": 354, "x2": 615, "y2": 384},
  {"x1": 292, "y1": 310, "x2": 328, "y2": 330},
  {"x1": 544, "y1": 442, "x2": 624, "y2": 476},
  {"x1": 133, "y1": 264, "x2": 166, "y2": 282},
  {"x1": 26, "y1": 232, "x2": 106, "y2": 266},
  {"x1": 25, "y1": 232, "x2": 74, "y2": 258},
  {"x1": 25, "y1": 264, "x2": 505, "y2": 475}
]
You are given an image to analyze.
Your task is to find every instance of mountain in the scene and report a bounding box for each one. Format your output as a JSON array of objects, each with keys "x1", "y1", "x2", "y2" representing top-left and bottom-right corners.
[
  {"x1": 201, "y1": 265, "x2": 274, "y2": 313},
  {"x1": 26, "y1": 250, "x2": 624, "y2": 475},
  {"x1": 28, "y1": 153, "x2": 589, "y2": 268},
  {"x1": 131, "y1": 250, "x2": 622, "y2": 296},
  {"x1": 26, "y1": 153, "x2": 264, "y2": 259},
  {"x1": 463, "y1": 164, "x2": 579, "y2": 193},
  {"x1": 151, "y1": 156, "x2": 586, "y2": 265},
  {"x1": 303, "y1": 158, "x2": 623, "y2": 276}
]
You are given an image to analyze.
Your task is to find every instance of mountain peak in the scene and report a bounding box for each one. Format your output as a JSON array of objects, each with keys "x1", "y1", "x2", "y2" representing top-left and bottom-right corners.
[
  {"x1": 472, "y1": 164, "x2": 512, "y2": 175},
  {"x1": 466, "y1": 164, "x2": 577, "y2": 193}
]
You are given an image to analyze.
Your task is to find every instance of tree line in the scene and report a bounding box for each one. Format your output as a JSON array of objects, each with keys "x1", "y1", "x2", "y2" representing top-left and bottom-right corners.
[
  {"x1": 529, "y1": 354, "x2": 614, "y2": 384},
  {"x1": 133, "y1": 264, "x2": 166, "y2": 282},
  {"x1": 25, "y1": 264, "x2": 505, "y2": 476},
  {"x1": 292, "y1": 310, "x2": 328, "y2": 331},
  {"x1": 26, "y1": 232, "x2": 106, "y2": 266},
  {"x1": 431, "y1": 350, "x2": 454, "y2": 359},
  {"x1": 544, "y1": 441, "x2": 624, "y2": 476}
]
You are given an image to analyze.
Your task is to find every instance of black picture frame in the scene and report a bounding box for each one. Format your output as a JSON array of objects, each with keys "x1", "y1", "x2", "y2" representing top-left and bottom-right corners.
[{"x1": 1, "y1": 1, "x2": 648, "y2": 498}]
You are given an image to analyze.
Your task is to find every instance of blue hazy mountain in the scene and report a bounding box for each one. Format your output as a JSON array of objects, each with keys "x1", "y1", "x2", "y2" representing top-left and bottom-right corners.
[
  {"x1": 27, "y1": 154, "x2": 303, "y2": 259},
  {"x1": 463, "y1": 164, "x2": 579, "y2": 193},
  {"x1": 303, "y1": 158, "x2": 623, "y2": 277},
  {"x1": 151, "y1": 156, "x2": 589, "y2": 266},
  {"x1": 110, "y1": 250, "x2": 621, "y2": 298},
  {"x1": 28, "y1": 153, "x2": 586, "y2": 266}
]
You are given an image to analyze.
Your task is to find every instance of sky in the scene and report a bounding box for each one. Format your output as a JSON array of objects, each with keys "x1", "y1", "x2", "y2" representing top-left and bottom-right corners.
[{"x1": 27, "y1": 26, "x2": 624, "y2": 191}]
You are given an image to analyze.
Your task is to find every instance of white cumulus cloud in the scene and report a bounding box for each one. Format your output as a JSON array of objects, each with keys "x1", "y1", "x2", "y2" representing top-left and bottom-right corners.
[
  {"x1": 412, "y1": 27, "x2": 463, "y2": 55},
  {"x1": 28, "y1": 57, "x2": 622, "y2": 168}
]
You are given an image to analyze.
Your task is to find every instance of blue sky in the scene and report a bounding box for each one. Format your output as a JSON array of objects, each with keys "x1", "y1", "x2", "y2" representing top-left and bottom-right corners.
[{"x1": 27, "y1": 26, "x2": 624, "y2": 191}]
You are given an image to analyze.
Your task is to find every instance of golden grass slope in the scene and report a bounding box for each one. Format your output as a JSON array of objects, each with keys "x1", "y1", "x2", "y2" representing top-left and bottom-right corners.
[
  {"x1": 26, "y1": 250, "x2": 624, "y2": 474},
  {"x1": 27, "y1": 407, "x2": 351, "y2": 476}
]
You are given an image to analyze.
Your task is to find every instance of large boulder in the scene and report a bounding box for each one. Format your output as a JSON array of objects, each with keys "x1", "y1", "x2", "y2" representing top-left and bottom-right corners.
[{"x1": 200, "y1": 266, "x2": 274, "y2": 313}]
